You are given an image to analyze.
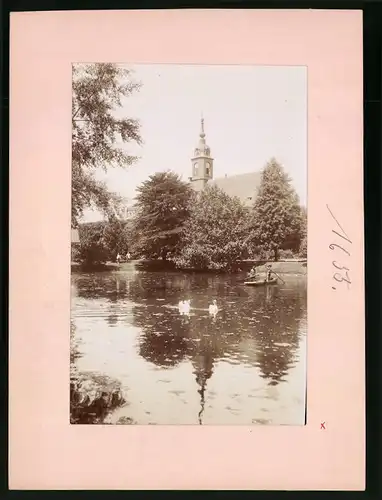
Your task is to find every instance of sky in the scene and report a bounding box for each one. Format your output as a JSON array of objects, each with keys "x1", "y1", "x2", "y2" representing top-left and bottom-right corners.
[{"x1": 80, "y1": 64, "x2": 307, "y2": 222}]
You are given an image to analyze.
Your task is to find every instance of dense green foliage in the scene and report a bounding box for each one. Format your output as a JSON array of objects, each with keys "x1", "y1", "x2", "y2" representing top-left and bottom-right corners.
[
  {"x1": 174, "y1": 185, "x2": 249, "y2": 271},
  {"x1": 73, "y1": 219, "x2": 131, "y2": 267},
  {"x1": 299, "y1": 236, "x2": 307, "y2": 258},
  {"x1": 299, "y1": 206, "x2": 307, "y2": 258},
  {"x1": 102, "y1": 216, "x2": 131, "y2": 260},
  {"x1": 72, "y1": 159, "x2": 307, "y2": 270},
  {"x1": 247, "y1": 158, "x2": 304, "y2": 261},
  {"x1": 72, "y1": 63, "x2": 142, "y2": 227},
  {"x1": 131, "y1": 171, "x2": 194, "y2": 260},
  {"x1": 75, "y1": 222, "x2": 108, "y2": 266}
]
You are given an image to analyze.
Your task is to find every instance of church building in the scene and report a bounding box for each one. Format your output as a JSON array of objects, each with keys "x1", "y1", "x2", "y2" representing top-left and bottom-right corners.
[{"x1": 189, "y1": 117, "x2": 262, "y2": 206}]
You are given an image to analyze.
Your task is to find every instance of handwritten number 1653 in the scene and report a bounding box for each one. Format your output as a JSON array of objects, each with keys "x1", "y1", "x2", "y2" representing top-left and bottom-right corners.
[{"x1": 327, "y1": 205, "x2": 352, "y2": 290}]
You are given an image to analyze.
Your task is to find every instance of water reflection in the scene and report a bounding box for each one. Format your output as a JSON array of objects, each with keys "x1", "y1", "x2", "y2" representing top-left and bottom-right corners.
[
  {"x1": 190, "y1": 318, "x2": 219, "y2": 424},
  {"x1": 71, "y1": 265, "x2": 307, "y2": 425},
  {"x1": 135, "y1": 305, "x2": 194, "y2": 367},
  {"x1": 129, "y1": 272, "x2": 305, "y2": 385}
]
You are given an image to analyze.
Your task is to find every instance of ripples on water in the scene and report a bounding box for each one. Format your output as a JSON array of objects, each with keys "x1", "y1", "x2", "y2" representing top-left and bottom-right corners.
[{"x1": 70, "y1": 262, "x2": 307, "y2": 425}]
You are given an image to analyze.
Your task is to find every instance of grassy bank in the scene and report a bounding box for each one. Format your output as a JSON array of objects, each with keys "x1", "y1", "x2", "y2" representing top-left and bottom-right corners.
[
  {"x1": 250, "y1": 260, "x2": 307, "y2": 276},
  {"x1": 175, "y1": 259, "x2": 307, "y2": 275}
]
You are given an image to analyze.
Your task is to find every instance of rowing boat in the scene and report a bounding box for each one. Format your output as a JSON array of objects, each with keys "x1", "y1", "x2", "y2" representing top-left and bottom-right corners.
[{"x1": 244, "y1": 278, "x2": 278, "y2": 286}]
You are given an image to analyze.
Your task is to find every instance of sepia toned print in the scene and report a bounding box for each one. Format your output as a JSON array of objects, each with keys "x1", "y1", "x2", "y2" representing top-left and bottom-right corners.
[
  {"x1": 9, "y1": 9, "x2": 364, "y2": 490},
  {"x1": 70, "y1": 63, "x2": 307, "y2": 425}
]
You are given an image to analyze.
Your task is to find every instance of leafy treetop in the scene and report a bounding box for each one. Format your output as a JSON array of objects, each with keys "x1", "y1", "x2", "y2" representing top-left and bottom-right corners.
[
  {"x1": 72, "y1": 63, "x2": 142, "y2": 226},
  {"x1": 131, "y1": 171, "x2": 194, "y2": 260},
  {"x1": 175, "y1": 184, "x2": 249, "y2": 271},
  {"x1": 248, "y1": 158, "x2": 303, "y2": 261}
]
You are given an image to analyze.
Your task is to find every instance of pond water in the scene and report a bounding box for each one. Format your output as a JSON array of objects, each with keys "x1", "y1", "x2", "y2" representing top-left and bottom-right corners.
[{"x1": 70, "y1": 262, "x2": 307, "y2": 425}]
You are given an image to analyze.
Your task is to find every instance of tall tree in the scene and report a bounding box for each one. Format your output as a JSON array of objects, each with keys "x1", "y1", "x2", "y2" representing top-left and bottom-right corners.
[
  {"x1": 102, "y1": 216, "x2": 131, "y2": 260},
  {"x1": 131, "y1": 171, "x2": 194, "y2": 260},
  {"x1": 248, "y1": 158, "x2": 303, "y2": 261},
  {"x1": 175, "y1": 184, "x2": 249, "y2": 271},
  {"x1": 72, "y1": 63, "x2": 142, "y2": 226}
]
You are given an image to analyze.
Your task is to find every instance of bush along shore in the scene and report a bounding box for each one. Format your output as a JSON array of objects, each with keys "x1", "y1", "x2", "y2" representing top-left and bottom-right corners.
[{"x1": 71, "y1": 258, "x2": 307, "y2": 277}]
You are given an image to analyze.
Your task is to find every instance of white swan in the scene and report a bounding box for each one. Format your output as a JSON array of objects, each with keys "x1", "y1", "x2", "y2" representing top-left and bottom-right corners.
[
  {"x1": 209, "y1": 299, "x2": 218, "y2": 316},
  {"x1": 178, "y1": 300, "x2": 191, "y2": 316},
  {"x1": 183, "y1": 300, "x2": 191, "y2": 315},
  {"x1": 178, "y1": 300, "x2": 185, "y2": 314}
]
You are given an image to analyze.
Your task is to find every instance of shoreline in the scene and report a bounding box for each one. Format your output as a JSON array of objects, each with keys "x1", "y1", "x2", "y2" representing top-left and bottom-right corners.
[{"x1": 71, "y1": 258, "x2": 307, "y2": 276}]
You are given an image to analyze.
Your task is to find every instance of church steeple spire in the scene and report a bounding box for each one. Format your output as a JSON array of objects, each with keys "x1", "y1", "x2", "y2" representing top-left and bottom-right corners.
[
  {"x1": 200, "y1": 113, "x2": 205, "y2": 139},
  {"x1": 190, "y1": 114, "x2": 214, "y2": 192}
]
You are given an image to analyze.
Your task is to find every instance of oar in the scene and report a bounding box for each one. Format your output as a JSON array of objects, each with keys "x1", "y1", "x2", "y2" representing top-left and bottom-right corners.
[{"x1": 271, "y1": 269, "x2": 285, "y2": 284}]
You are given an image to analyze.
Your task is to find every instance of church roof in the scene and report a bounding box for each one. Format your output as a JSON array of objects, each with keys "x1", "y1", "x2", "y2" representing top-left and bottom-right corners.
[{"x1": 208, "y1": 171, "x2": 262, "y2": 206}]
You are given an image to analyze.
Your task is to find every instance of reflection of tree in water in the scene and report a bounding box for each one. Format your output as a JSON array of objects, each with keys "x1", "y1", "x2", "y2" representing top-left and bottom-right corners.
[
  {"x1": 70, "y1": 321, "x2": 134, "y2": 424},
  {"x1": 107, "y1": 312, "x2": 118, "y2": 327},
  {"x1": 133, "y1": 304, "x2": 194, "y2": 367},
  {"x1": 72, "y1": 267, "x2": 307, "y2": 422},
  {"x1": 73, "y1": 274, "x2": 128, "y2": 302},
  {"x1": 129, "y1": 270, "x2": 306, "y2": 389},
  {"x1": 128, "y1": 271, "x2": 194, "y2": 367},
  {"x1": 130, "y1": 271, "x2": 230, "y2": 370},
  {"x1": 193, "y1": 279, "x2": 306, "y2": 388},
  {"x1": 128, "y1": 273, "x2": 192, "y2": 302},
  {"x1": 189, "y1": 316, "x2": 221, "y2": 424},
  {"x1": 251, "y1": 282, "x2": 306, "y2": 385},
  {"x1": 105, "y1": 276, "x2": 126, "y2": 326},
  {"x1": 132, "y1": 298, "x2": 222, "y2": 423},
  {"x1": 73, "y1": 274, "x2": 129, "y2": 328}
]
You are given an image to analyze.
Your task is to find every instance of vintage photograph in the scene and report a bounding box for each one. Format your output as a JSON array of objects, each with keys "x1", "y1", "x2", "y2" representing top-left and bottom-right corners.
[{"x1": 70, "y1": 63, "x2": 307, "y2": 425}]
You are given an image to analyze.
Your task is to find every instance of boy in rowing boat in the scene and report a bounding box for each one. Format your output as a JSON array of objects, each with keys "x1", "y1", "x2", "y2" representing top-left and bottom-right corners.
[
  {"x1": 247, "y1": 266, "x2": 258, "y2": 281},
  {"x1": 266, "y1": 264, "x2": 273, "y2": 281}
]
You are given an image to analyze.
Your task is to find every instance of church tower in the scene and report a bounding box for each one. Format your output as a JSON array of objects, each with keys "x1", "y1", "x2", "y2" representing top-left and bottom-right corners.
[{"x1": 189, "y1": 116, "x2": 214, "y2": 191}]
